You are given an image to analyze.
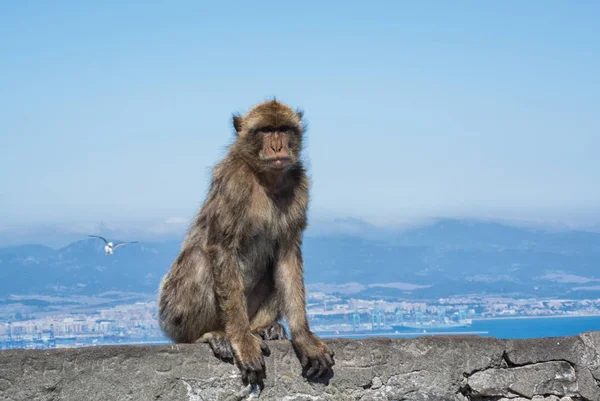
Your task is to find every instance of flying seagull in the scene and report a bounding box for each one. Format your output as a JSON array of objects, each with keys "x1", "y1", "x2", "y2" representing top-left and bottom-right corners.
[{"x1": 88, "y1": 235, "x2": 138, "y2": 256}]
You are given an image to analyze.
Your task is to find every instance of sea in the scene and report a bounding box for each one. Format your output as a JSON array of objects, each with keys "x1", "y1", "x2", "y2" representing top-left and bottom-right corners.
[{"x1": 318, "y1": 315, "x2": 600, "y2": 340}]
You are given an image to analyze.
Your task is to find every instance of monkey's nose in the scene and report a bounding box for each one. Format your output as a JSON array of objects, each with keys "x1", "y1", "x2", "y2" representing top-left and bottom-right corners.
[{"x1": 270, "y1": 138, "x2": 283, "y2": 153}]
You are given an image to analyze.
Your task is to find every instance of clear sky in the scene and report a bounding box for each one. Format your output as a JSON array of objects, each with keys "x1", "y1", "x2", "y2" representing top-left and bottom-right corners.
[{"x1": 1, "y1": 1, "x2": 599, "y2": 229}]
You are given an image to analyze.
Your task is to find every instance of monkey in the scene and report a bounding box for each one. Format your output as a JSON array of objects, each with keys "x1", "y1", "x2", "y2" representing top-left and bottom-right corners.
[{"x1": 157, "y1": 99, "x2": 335, "y2": 387}]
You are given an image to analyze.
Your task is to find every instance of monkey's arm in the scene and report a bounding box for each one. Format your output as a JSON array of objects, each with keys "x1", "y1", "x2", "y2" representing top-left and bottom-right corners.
[
  {"x1": 206, "y1": 242, "x2": 270, "y2": 385},
  {"x1": 275, "y1": 242, "x2": 335, "y2": 378},
  {"x1": 202, "y1": 170, "x2": 270, "y2": 386},
  {"x1": 202, "y1": 171, "x2": 260, "y2": 349}
]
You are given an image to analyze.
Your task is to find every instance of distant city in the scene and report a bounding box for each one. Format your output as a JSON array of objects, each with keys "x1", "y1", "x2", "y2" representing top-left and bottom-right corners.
[{"x1": 2, "y1": 292, "x2": 599, "y2": 350}]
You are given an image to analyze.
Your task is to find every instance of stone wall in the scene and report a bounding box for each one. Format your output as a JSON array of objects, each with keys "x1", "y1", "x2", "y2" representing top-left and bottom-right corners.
[{"x1": 1, "y1": 331, "x2": 599, "y2": 400}]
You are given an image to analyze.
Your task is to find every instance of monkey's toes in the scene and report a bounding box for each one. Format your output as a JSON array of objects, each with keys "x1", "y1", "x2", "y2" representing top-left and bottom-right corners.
[
  {"x1": 299, "y1": 349, "x2": 335, "y2": 379},
  {"x1": 241, "y1": 367, "x2": 266, "y2": 388},
  {"x1": 254, "y1": 323, "x2": 288, "y2": 341},
  {"x1": 207, "y1": 336, "x2": 234, "y2": 361},
  {"x1": 238, "y1": 357, "x2": 267, "y2": 388},
  {"x1": 304, "y1": 354, "x2": 334, "y2": 379},
  {"x1": 259, "y1": 340, "x2": 271, "y2": 356}
]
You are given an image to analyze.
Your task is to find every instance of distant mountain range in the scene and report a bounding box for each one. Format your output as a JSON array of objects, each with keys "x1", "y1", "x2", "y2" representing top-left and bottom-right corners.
[{"x1": 1, "y1": 218, "x2": 599, "y2": 300}]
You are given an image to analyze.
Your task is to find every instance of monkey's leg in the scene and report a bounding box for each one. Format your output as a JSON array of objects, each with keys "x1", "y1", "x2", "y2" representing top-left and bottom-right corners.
[
  {"x1": 275, "y1": 245, "x2": 335, "y2": 379},
  {"x1": 250, "y1": 294, "x2": 288, "y2": 341},
  {"x1": 157, "y1": 250, "x2": 221, "y2": 344}
]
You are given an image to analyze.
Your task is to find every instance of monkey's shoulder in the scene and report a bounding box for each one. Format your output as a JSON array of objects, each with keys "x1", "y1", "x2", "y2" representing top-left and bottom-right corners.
[{"x1": 207, "y1": 161, "x2": 255, "y2": 200}]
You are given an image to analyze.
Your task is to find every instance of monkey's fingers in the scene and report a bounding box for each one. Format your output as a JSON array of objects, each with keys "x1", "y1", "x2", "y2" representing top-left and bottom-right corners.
[
  {"x1": 304, "y1": 354, "x2": 334, "y2": 379},
  {"x1": 260, "y1": 341, "x2": 271, "y2": 356},
  {"x1": 257, "y1": 365, "x2": 266, "y2": 384},
  {"x1": 253, "y1": 323, "x2": 288, "y2": 341},
  {"x1": 246, "y1": 370, "x2": 258, "y2": 386},
  {"x1": 315, "y1": 365, "x2": 328, "y2": 379},
  {"x1": 305, "y1": 359, "x2": 320, "y2": 378},
  {"x1": 253, "y1": 369, "x2": 267, "y2": 389},
  {"x1": 267, "y1": 324, "x2": 288, "y2": 340},
  {"x1": 207, "y1": 339, "x2": 219, "y2": 355},
  {"x1": 324, "y1": 352, "x2": 335, "y2": 367},
  {"x1": 238, "y1": 362, "x2": 266, "y2": 387},
  {"x1": 208, "y1": 337, "x2": 234, "y2": 360},
  {"x1": 299, "y1": 352, "x2": 310, "y2": 369},
  {"x1": 315, "y1": 355, "x2": 333, "y2": 378}
]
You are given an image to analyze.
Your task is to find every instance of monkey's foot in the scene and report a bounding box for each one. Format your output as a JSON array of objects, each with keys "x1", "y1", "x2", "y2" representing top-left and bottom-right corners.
[
  {"x1": 195, "y1": 331, "x2": 234, "y2": 361},
  {"x1": 233, "y1": 334, "x2": 271, "y2": 388},
  {"x1": 252, "y1": 322, "x2": 288, "y2": 341},
  {"x1": 292, "y1": 333, "x2": 335, "y2": 380}
]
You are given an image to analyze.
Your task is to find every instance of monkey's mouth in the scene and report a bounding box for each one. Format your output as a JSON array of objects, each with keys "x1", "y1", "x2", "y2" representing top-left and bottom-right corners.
[{"x1": 266, "y1": 157, "x2": 291, "y2": 169}]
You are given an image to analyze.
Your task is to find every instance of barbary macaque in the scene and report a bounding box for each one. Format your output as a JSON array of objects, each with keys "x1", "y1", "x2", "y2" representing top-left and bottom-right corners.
[{"x1": 158, "y1": 99, "x2": 334, "y2": 387}]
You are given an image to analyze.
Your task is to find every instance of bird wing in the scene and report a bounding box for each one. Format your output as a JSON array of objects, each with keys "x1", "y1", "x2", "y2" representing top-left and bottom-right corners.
[
  {"x1": 88, "y1": 235, "x2": 109, "y2": 245},
  {"x1": 113, "y1": 241, "x2": 139, "y2": 249}
]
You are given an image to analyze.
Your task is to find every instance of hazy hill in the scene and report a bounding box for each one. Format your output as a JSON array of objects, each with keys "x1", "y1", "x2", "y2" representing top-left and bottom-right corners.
[{"x1": 1, "y1": 219, "x2": 599, "y2": 300}]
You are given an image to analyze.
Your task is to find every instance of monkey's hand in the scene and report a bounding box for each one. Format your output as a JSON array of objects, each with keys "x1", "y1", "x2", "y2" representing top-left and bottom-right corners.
[
  {"x1": 231, "y1": 333, "x2": 271, "y2": 387},
  {"x1": 292, "y1": 332, "x2": 335, "y2": 379},
  {"x1": 196, "y1": 331, "x2": 234, "y2": 361},
  {"x1": 252, "y1": 322, "x2": 288, "y2": 341}
]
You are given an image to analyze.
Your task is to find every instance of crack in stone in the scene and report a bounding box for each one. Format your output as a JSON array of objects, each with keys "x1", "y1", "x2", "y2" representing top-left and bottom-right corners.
[
  {"x1": 502, "y1": 352, "x2": 577, "y2": 372},
  {"x1": 458, "y1": 349, "x2": 589, "y2": 401},
  {"x1": 462, "y1": 351, "x2": 578, "y2": 377}
]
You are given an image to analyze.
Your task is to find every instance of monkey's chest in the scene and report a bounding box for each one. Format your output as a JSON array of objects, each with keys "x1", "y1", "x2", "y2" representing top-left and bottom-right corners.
[
  {"x1": 239, "y1": 215, "x2": 292, "y2": 268},
  {"x1": 236, "y1": 231, "x2": 276, "y2": 289}
]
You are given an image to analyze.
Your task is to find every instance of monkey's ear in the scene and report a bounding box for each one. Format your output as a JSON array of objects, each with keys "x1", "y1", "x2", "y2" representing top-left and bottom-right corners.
[
  {"x1": 232, "y1": 115, "x2": 243, "y2": 135},
  {"x1": 296, "y1": 109, "x2": 304, "y2": 120}
]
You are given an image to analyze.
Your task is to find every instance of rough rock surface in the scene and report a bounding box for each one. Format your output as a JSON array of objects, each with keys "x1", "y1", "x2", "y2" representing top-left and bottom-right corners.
[{"x1": 1, "y1": 332, "x2": 599, "y2": 400}]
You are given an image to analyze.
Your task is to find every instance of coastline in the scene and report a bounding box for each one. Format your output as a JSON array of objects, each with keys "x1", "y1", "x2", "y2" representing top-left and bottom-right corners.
[{"x1": 472, "y1": 313, "x2": 600, "y2": 321}]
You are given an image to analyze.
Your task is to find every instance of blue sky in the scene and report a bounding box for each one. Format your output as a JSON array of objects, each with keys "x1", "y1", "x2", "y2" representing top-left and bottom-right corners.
[{"x1": 1, "y1": 1, "x2": 599, "y2": 230}]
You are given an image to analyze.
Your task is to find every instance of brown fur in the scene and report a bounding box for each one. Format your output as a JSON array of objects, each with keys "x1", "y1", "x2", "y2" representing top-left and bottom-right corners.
[{"x1": 158, "y1": 99, "x2": 334, "y2": 387}]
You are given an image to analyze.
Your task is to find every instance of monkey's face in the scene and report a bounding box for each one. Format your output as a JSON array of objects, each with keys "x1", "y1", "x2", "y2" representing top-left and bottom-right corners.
[
  {"x1": 253, "y1": 125, "x2": 300, "y2": 171},
  {"x1": 232, "y1": 100, "x2": 304, "y2": 172}
]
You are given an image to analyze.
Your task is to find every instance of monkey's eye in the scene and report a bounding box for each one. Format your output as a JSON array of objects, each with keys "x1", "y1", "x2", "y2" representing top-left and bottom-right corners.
[
  {"x1": 255, "y1": 127, "x2": 270, "y2": 134},
  {"x1": 273, "y1": 126, "x2": 295, "y2": 135}
]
